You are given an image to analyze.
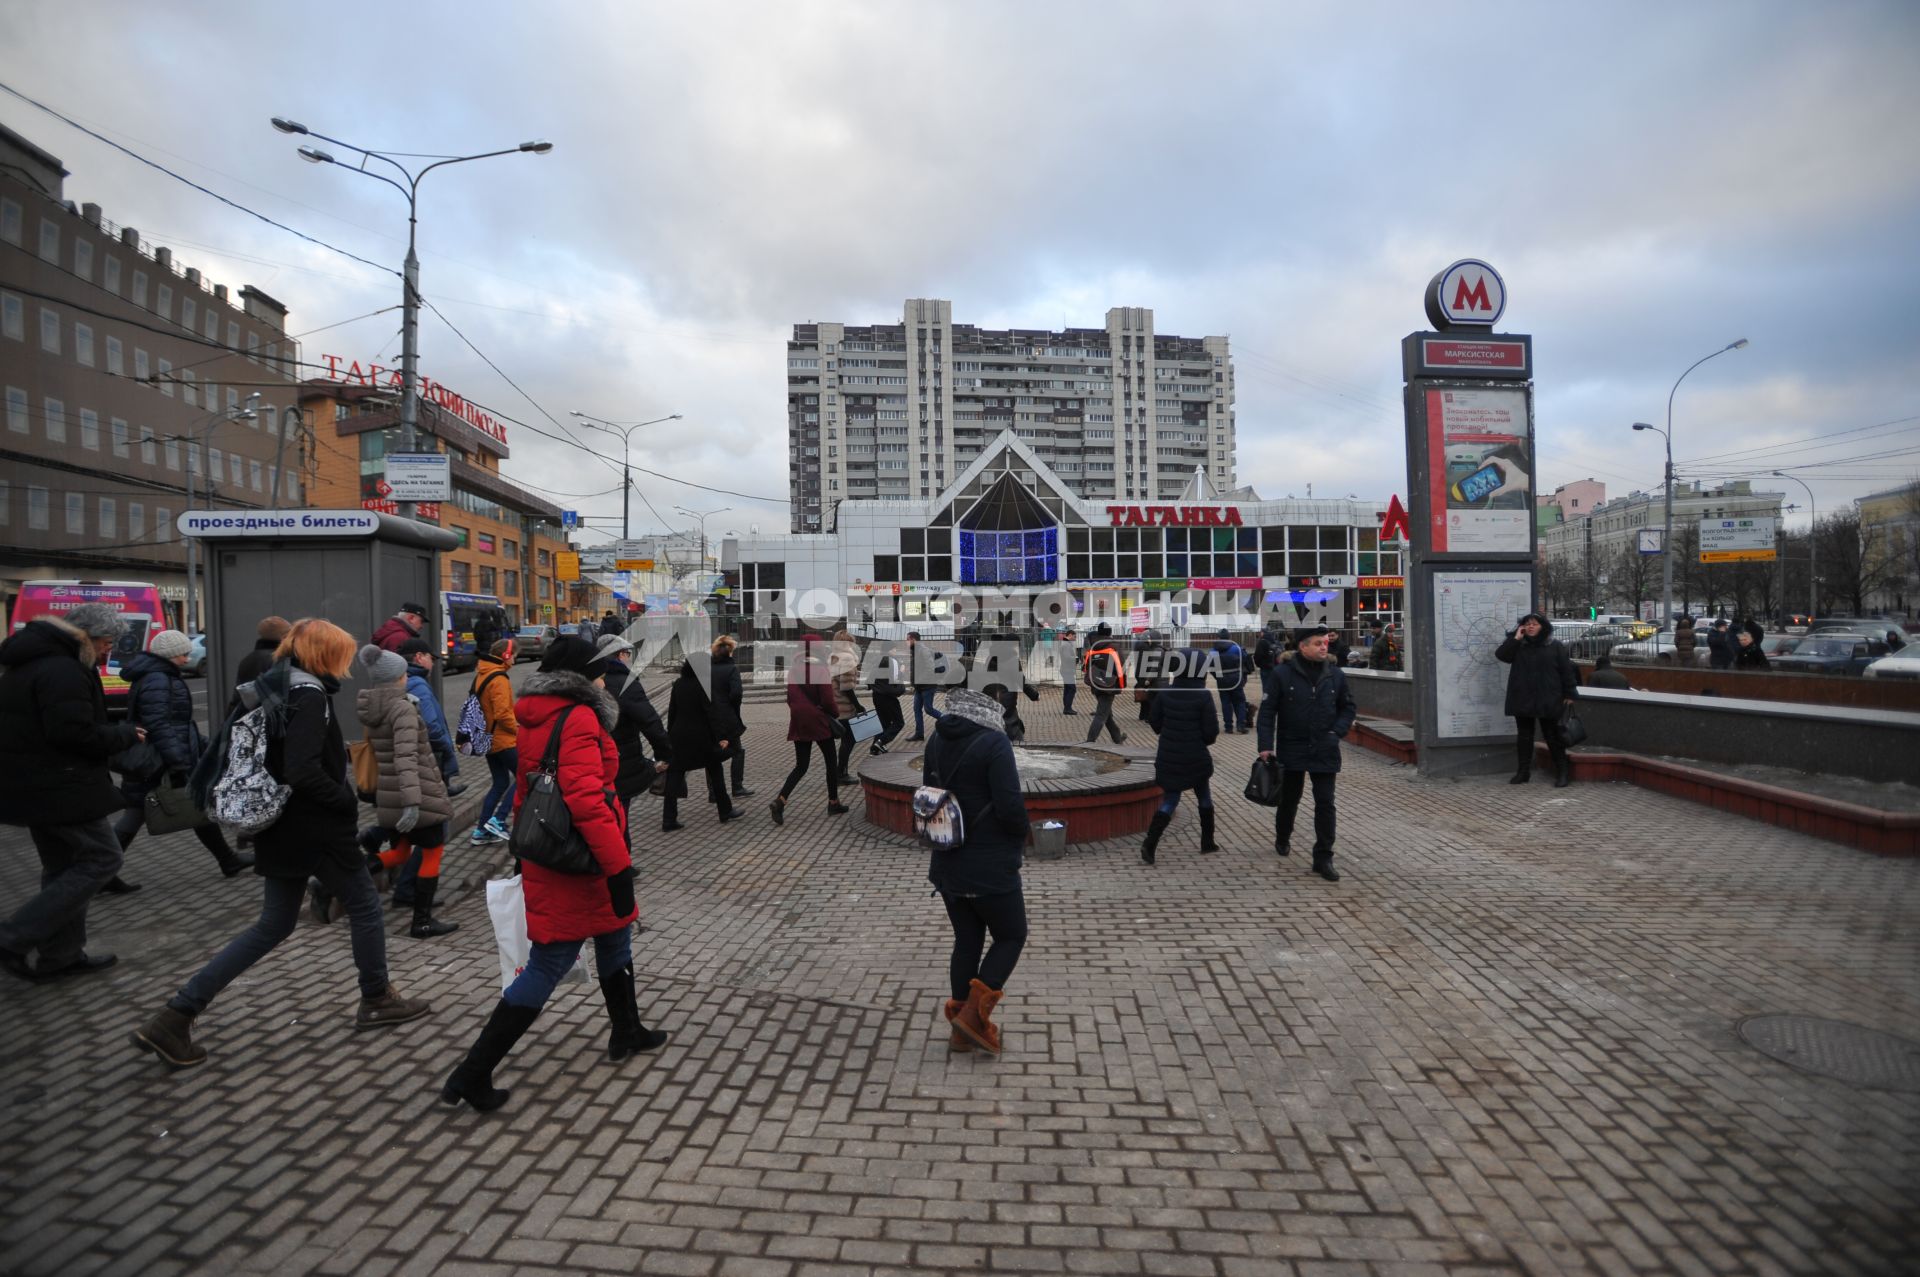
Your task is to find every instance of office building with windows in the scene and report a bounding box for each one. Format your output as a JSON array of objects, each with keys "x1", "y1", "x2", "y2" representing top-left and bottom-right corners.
[
  {"x1": 787, "y1": 299, "x2": 1235, "y2": 532},
  {"x1": 1, "y1": 124, "x2": 305, "y2": 629}
]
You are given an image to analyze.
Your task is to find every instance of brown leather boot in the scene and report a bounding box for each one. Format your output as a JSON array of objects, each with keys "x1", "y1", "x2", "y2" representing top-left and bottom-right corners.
[
  {"x1": 942, "y1": 998, "x2": 973, "y2": 1053},
  {"x1": 953, "y1": 978, "x2": 1005, "y2": 1055},
  {"x1": 131, "y1": 1006, "x2": 207, "y2": 1069},
  {"x1": 355, "y1": 982, "x2": 432, "y2": 1030}
]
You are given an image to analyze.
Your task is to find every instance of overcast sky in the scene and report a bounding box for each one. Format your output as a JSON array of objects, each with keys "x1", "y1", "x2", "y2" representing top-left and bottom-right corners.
[{"x1": 4, "y1": 1, "x2": 1915, "y2": 539}]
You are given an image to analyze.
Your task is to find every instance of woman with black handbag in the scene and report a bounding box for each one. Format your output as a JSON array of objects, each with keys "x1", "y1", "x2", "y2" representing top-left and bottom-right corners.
[
  {"x1": 442, "y1": 636, "x2": 668, "y2": 1113},
  {"x1": 1495, "y1": 614, "x2": 1579, "y2": 788},
  {"x1": 108, "y1": 629, "x2": 251, "y2": 891}
]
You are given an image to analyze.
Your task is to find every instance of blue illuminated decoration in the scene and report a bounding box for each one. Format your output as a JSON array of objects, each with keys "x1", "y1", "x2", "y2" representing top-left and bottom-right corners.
[{"x1": 955, "y1": 472, "x2": 1059, "y2": 585}]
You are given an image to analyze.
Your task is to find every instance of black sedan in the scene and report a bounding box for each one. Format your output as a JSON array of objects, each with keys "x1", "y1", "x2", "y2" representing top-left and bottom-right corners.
[{"x1": 1769, "y1": 634, "x2": 1888, "y2": 676}]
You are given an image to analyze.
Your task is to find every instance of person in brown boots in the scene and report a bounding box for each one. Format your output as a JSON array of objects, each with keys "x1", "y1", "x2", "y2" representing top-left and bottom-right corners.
[
  {"x1": 923, "y1": 688, "x2": 1029, "y2": 1056},
  {"x1": 355, "y1": 645, "x2": 458, "y2": 938},
  {"x1": 131, "y1": 620, "x2": 431, "y2": 1069}
]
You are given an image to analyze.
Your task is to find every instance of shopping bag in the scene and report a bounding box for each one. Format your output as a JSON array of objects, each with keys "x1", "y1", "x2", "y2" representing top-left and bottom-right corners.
[
  {"x1": 1243, "y1": 757, "x2": 1283, "y2": 807},
  {"x1": 1559, "y1": 706, "x2": 1589, "y2": 748},
  {"x1": 144, "y1": 777, "x2": 206, "y2": 835},
  {"x1": 486, "y1": 874, "x2": 589, "y2": 992}
]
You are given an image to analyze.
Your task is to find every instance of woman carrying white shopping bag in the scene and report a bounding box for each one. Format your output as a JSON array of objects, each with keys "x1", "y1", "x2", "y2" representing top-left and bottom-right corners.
[
  {"x1": 486, "y1": 874, "x2": 588, "y2": 990},
  {"x1": 443, "y1": 637, "x2": 668, "y2": 1113}
]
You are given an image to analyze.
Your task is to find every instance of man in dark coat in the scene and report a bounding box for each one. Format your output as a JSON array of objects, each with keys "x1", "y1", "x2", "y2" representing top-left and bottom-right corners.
[
  {"x1": 1706, "y1": 619, "x2": 1735, "y2": 670},
  {"x1": 233, "y1": 615, "x2": 292, "y2": 695},
  {"x1": 661, "y1": 653, "x2": 739, "y2": 831},
  {"x1": 372, "y1": 603, "x2": 427, "y2": 653},
  {"x1": 0, "y1": 605, "x2": 142, "y2": 980},
  {"x1": 1141, "y1": 649, "x2": 1221, "y2": 864},
  {"x1": 1495, "y1": 613, "x2": 1580, "y2": 787},
  {"x1": 709, "y1": 636, "x2": 752, "y2": 796},
  {"x1": 1257, "y1": 626, "x2": 1357, "y2": 882},
  {"x1": 1212, "y1": 629, "x2": 1249, "y2": 734},
  {"x1": 599, "y1": 611, "x2": 623, "y2": 638}
]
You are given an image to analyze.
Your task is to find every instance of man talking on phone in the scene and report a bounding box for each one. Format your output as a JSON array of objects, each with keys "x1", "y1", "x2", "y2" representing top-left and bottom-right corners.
[{"x1": 1256, "y1": 625, "x2": 1356, "y2": 882}]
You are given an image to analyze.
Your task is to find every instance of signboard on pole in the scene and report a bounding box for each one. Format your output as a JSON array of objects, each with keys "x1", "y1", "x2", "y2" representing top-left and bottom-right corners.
[
  {"x1": 386, "y1": 453, "x2": 451, "y2": 501},
  {"x1": 1423, "y1": 387, "x2": 1533, "y2": 554},
  {"x1": 1699, "y1": 517, "x2": 1777, "y2": 562},
  {"x1": 555, "y1": 551, "x2": 581, "y2": 581},
  {"x1": 615, "y1": 559, "x2": 656, "y2": 571}
]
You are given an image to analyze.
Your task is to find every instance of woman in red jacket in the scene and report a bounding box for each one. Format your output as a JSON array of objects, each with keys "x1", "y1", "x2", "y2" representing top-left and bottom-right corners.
[
  {"x1": 769, "y1": 630, "x2": 850, "y2": 824},
  {"x1": 442, "y1": 636, "x2": 668, "y2": 1112}
]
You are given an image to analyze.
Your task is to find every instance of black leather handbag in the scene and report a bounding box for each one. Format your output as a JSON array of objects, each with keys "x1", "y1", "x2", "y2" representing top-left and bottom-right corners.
[
  {"x1": 1243, "y1": 757, "x2": 1283, "y2": 807},
  {"x1": 508, "y1": 706, "x2": 603, "y2": 875}
]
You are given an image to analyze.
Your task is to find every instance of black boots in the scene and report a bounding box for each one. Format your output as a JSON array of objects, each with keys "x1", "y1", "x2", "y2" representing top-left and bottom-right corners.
[
  {"x1": 1141, "y1": 811, "x2": 1171, "y2": 865},
  {"x1": 1198, "y1": 807, "x2": 1219, "y2": 854},
  {"x1": 1312, "y1": 854, "x2": 1340, "y2": 882},
  {"x1": 1511, "y1": 734, "x2": 1533, "y2": 784},
  {"x1": 442, "y1": 999, "x2": 539, "y2": 1112},
  {"x1": 598, "y1": 963, "x2": 670, "y2": 1061},
  {"x1": 409, "y1": 877, "x2": 459, "y2": 939},
  {"x1": 1553, "y1": 757, "x2": 1572, "y2": 788},
  {"x1": 1509, "y1": 768, "x2": 1531, "y2": 784}
]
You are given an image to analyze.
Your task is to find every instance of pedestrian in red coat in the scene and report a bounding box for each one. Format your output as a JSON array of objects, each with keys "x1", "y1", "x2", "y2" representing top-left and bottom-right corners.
[
  {"x1": 442, "y1": 636, "x2": 668, "y2": 1112},
  {"x1": 769, "y1": 630, "x2": 849, "y2": 825}
]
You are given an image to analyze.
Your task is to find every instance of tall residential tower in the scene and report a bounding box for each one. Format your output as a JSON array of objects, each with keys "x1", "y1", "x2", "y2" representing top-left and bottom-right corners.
[{"x1": 786, "y1": 299, "x2": 1234, "y2": 531}]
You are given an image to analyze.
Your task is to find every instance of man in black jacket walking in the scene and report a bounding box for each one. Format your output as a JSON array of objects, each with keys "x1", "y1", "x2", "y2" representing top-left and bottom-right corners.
[
  {"x1": 1256, "y1": 627, "x2": 1357, "y2": 882},
  {"x1": 0, "y1": 605, "x2": 144, "y2": 981}
]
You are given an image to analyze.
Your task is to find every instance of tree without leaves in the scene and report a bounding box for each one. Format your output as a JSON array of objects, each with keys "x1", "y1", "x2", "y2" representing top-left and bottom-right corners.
[{"x1": 1814, "y1": 509, "x2": 1899, "y2": 615}]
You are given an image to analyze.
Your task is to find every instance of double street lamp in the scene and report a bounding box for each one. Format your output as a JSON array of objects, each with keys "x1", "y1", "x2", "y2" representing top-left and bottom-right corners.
[
  {"x1": 675, "y1": 505, "x2": 731, "y2": 575},
  {"x1": 271, "y1": 117, "x2": 552, "y2": 514},
  {"x1": 1632, "y1": 337, "x2": 1749, "y2": 627},
  {"x1": 569, "y1": 410, "x2": 683, "y2": 539}
]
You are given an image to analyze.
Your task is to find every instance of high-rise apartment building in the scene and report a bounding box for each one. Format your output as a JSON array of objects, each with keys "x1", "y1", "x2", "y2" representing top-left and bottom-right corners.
[{"x1": 786, "y1": 299, "x2": 1234, "y2": 531}]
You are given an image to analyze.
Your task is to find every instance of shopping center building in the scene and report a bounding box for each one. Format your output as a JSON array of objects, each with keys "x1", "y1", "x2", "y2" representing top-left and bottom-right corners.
[{"x1": 725, "y1": 432, "x2": 1403, "y2": 635}]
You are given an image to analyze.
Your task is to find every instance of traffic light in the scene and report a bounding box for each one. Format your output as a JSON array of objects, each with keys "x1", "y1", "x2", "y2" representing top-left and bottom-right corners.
[{"x1": 1589, "y1": 605, "x2": 1598, "y2": 619}]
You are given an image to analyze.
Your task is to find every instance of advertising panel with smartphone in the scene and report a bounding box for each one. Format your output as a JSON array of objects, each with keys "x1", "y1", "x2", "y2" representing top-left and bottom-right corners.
[{"x1": 1427, "y1": 386, "x2": 1532, "y2": 553}]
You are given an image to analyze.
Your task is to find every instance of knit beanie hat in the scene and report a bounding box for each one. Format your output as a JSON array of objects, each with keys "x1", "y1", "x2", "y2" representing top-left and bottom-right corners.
[
  {"x1": 149, "y1": 629, "x2": 193, "y2": 659},
  {"x1": 539, "y1": 634, "x2": 609, "y2": 682},
  {"x1": 358, "y1": 643, "x2": 408, "y2": 685}
]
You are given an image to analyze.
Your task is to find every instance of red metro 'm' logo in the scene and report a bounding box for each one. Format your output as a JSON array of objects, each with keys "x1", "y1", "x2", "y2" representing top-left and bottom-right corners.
[{"x1": 1424, "y1": 260, "x2": 1506, "y2": 330}]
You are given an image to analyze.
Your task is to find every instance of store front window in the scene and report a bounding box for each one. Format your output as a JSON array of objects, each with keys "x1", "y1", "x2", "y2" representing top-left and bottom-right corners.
[{"x1": 956, "y1": 471, "x2": 1058, "y2": 585}]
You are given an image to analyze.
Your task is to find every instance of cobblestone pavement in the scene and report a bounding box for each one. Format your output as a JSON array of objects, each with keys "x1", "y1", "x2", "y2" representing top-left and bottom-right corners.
[{"x1": 2, "y1": 688, "x2": 1917, "y2": 1276}]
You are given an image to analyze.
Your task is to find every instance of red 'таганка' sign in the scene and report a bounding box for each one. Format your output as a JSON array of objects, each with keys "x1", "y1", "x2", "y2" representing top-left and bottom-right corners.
[{"x1": 1106, "y1": 505, "x2": 1243, "y2": 527}]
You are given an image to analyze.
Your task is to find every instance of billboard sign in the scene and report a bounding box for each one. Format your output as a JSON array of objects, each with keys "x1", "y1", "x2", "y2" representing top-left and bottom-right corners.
[
  {"x1": 386, "y1": 453, "x2": 451, "y2": 501},
  {"x1": 1699, "y1": 517, "x2": 1777, "y2": 563},
  {"x1": 1427, "y1": 387, "x2": 1532, "y2": 554}
]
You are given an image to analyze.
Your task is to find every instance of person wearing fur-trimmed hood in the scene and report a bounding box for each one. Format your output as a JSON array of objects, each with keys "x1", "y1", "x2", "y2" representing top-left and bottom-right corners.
[
  {"x1": 924, "y1": 687, "x2": 1029, "y2": 1057},
  {"x1": 442, "y1": 635, "x2": 668, "y2": 1113}
]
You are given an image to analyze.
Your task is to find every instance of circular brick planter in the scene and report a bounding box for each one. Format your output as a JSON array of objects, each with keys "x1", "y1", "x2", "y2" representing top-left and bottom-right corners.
[{"x1": 862, "y1": 743, "x2": 1164, "y2": 846}]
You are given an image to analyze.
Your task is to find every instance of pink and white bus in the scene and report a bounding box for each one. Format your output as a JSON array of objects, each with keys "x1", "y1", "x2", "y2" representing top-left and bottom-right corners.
[{"x1": 8, "y1": 579, "x2": 169, "y2": 710}]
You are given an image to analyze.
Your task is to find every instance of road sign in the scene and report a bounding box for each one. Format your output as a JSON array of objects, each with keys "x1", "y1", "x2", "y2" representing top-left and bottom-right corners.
[
  {"x1": 1699, "y1": 516, "x2": 1777, "y2": 563},
  {"x1": 1596, "y1": 573, "x2": 1610, "y2": 585},
  {"x1": 386, "y1": 453, "x2": 450, "y2": 501},
  {"x1": 555, "y1": 551, "x2": 581, "y2": 581},
  {"x1": 615, "y1": 558, "x2": 655, "y2": 571},
  {"x1": 562, "y1": 510, "x2": 578, "y2": 529}
]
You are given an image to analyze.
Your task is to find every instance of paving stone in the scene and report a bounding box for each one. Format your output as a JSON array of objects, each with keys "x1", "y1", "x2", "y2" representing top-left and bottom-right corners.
[{"x1": 1, "y1": 691, "x2": 1916, "y2": 1274}]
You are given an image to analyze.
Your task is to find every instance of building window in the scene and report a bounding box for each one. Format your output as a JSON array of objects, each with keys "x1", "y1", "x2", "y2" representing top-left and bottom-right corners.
[
  {"x1": 104, "y1": 257, "x2": 121, "y2": 295},
  {"x1": 28, "y1": 485, "x2": 49, "y2": 531},
  {"x1": 158, "y1": 358, "x2": 173, "y2": 395},
  {"x1": 479, "y1": 566, "x2": 497, "y2": 593},
  {"x1": 105, "y1": 335, "x2": 123, "y2": 374},
  {"x1": 156, "y1": 284, "x2": 172, "y2": 322},
  {"x1": 451, "y1": 524, "x2": 470, "y2": 547},
  {"x1": 79, "y1": 408, "x2": 100, "y2": 451},
  {"x1": 39, "y1": 307, "x2": 60, "y2": 354},
  {"x1": 140, "y1": 426, "x2": 155, "y2": 465},
  {"x1": 227, "y1": 319, "x2": 239, "y2": 350},
  {"x1": 132, "y1": 271, "x2": 148, "y2": 307},
  {"x1": 503, "y1": 569, "x2": 519, "y2": 595},
  {"x1": 127, "y1": 501, "x2": 143, "y2": 541},
  {"x1": 537, "y1": 547, "x2": 551, "y2": 568},
  {"x1": 135, "y1": 348, "x2": 150, "y2": 385},
  {"x1": 450, "y1": 560, "x2": 471, "y2": 591},
  {"x1": 250, "y1": 459, "x2": 263, "y2": 491},
  {"x1": 208, "y1": 447, "x2": 223, "y2": 483},
  {"x1": 205, "y1": 310, "x2": 219, "y2": 341},
  {"x1": 1, "y1": 292, "x2": 20, "y2": 340},
  {"x1": 43, "y1": 397, "x2": 65, "y2": 443},
  {"x1": 181, "y1": 370, "x2": 196, "y2": 408},
  {"x1": 74, "y1": 239, "x2": 92, "y2": 281},
  {"x1": 74, "y1": 323, "x2": 94, "y2": 366},
  {"x1": 38, "y1": 219, "x2": 58, "y2": 263},
  {"x1": 155, "y1": 506, "x2": 170, "y2": 540},
  {"x1": 0, "y1": 479, "x2": 8, "y2": 525},
  {"x1": 98, "y1": 496, "x2": 116, "y2": 539},
  {"x1": 0, "y1": 198, "x2": 20, "y2": 245},
  {"x1": 65, "y1": 491, "x2": 85, "y2": 534},
  {"x1": 5, "y1": 385, "x2": 26, "y2": 434},
  {"x1": 164, "y1": 438, "x2": 179, "y2": 470},
  {"x1": 503, "y1": 538, "x2": 519, "y2": 559},
  {"x1": 477, "y1": 532, "x2": 496, "y2": 554},
  {"x1": 181, "y1": 297, "x2": 195, "y2": 335}
]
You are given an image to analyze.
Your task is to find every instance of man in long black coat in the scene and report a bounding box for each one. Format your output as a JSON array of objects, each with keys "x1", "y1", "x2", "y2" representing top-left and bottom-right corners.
[
  {"x1": 0, "y1": 605, "x2": 142, "y2": 980},
  {"x1": 1257, "y1": 627, "x2": 1357, "y2": 882}
]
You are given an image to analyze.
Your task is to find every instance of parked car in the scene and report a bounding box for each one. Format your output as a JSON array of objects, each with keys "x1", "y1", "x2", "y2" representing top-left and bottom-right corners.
[
  {"x1": 1770, "y1": 635, "x2": 1889, "y2": 676},
  {"x1": 513, "y1": 624, "x2": 559, "y2": 663},
  {"x1": 1759, "y1": 635, "x2": 1802, "y2": 659},
  {"x1": 183, "y1": 632, "x2": 207, "y2": 677},
  {"x1": 1609, "y1": 632, "x2": 1708, "y2": 666},
  {"x1": 1863, "y1": 648, "x2": 1920, "y2": 680},
  {"x1": 1561, "y1": 623, "x2": 1638, "y2": 660}
]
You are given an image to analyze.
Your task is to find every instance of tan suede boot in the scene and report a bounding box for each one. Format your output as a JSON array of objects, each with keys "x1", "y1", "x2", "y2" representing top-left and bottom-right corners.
[
  {"x1": 942, "y1": 998, "x2": 973, "y2": 1053},
  {"x1": 953, "y1": 978, "x2": 1005, "y2": 1055}
]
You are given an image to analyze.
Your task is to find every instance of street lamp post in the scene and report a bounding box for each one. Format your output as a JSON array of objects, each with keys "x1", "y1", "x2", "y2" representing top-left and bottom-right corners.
[
  {"x1": 569, "y1": 411, "x2": 683, "y2": 540},
  {"x1": 182, "y1": 393, "x2": 260, "y2": 633},
  {"x1": 1634, "y1": 337, "x2": 1749, "y2": 629},
  {"x1": 675, "y1": 505, "x2": 732, "y2": 576},
  {"x1": 272, "y1": 118, "x2": 551, "y2": 517},
  {"x1": 1772, "y1": 471, "x2": 1817, "y2": 618}
]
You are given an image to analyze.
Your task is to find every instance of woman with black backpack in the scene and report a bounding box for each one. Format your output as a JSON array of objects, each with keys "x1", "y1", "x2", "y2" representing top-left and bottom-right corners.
[
  {"x1": 923, "y1": 687, "x2": 1030, "y2": 1056},
  {"x1": 110, "y1": 629, "x2": 252, "y2": 890}
]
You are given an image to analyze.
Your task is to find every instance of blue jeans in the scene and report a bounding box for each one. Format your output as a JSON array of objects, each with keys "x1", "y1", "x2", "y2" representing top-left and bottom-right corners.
[
  {"x1": 171, "y1": 859, "x2": 388, "y2": 1014},
  {"x1": 1157, "y1": 779, "x2": 1214, "y2": 815},
  {"x1": 504, "y1": 925, "x2": 632, "y2": 1009},
  {"x1": 912, "y1": 689, "x2": 943, "y2": 737},
  {"x1": 0, "y1": 817, "x2": 123, "y2": 968},
  {"x1": 479, "y1": 748, "x2": 518, "y2": 827}
]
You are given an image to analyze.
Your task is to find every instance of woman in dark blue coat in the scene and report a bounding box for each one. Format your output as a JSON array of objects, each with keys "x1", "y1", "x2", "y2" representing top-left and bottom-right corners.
[
  {"x1": 924, "y1": 688, "x2": 1029, "y2": 1057},
  {"x1": 111, "y1": 632, "x2": 251, "y2": 888},
  {"x1": 1140, "y1": 648, "x2": 1220, "y2": 865}
]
